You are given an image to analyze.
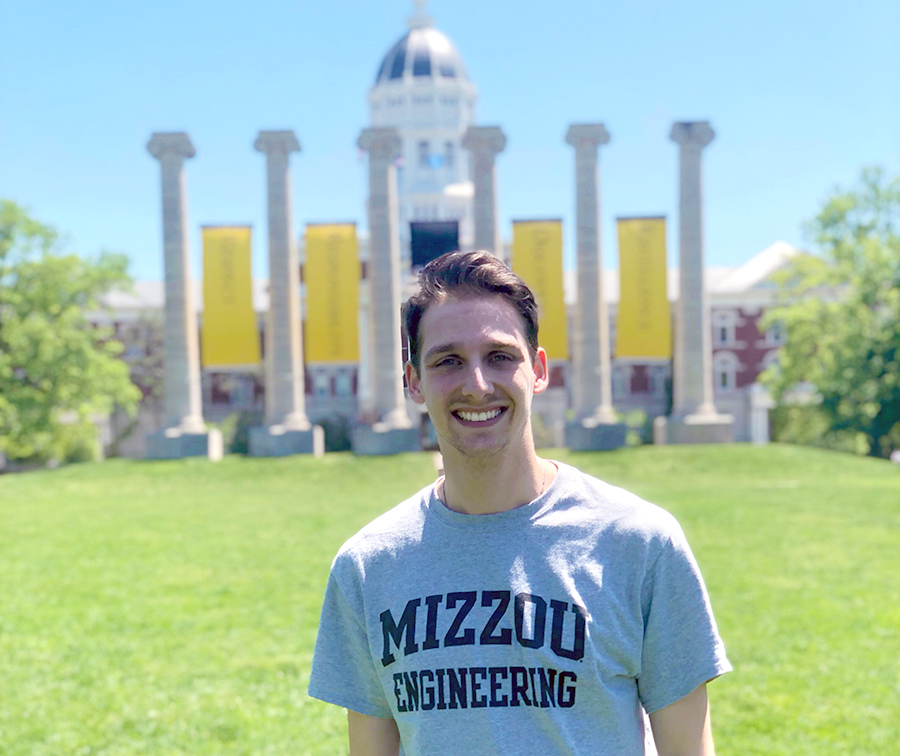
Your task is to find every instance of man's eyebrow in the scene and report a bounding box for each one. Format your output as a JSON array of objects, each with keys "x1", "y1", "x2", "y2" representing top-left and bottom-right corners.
[
  {"x1": 423, "y1": 343, "x2": 459, "y2": 361},
  {"x1": 485, "y1": 339, "x2": 522, "y2": 352}
]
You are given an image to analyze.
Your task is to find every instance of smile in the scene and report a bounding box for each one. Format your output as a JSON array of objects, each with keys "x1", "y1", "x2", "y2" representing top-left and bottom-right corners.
[{"x1": 453, "y1": 407, "x2": 506, "y2": 423}]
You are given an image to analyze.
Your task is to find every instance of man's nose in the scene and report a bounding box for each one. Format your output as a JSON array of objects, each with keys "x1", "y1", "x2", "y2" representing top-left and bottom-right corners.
[{"x1": 461, "y1": 363, "x2": 492, "y2": 398}]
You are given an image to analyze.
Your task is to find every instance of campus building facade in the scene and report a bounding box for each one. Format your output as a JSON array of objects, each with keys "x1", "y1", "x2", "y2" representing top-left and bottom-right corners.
[{"x1": 99, "y1": 3, "x2": 797, "y2": 456}]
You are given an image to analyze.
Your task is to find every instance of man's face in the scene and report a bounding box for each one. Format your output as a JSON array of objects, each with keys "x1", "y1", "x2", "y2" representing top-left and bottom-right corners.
[{"x1": 405, "y1": 294, "x2": 549, "y2": 460}]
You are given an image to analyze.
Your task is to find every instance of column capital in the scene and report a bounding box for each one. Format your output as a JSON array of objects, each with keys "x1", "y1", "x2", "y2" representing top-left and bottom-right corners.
[
  {"x1": 462, "y1": 126, "x2": 507, "y2": 155},
  {"x1": 357, "y1": 127, "x2": 402, "y2": 160},
  {"x1": 254, "y1": 130, "x2": 301, "y2": 155},
  {"x1": 565, "y1": 123, "x2": 611, "y2": 149},
  {"x1": 669, "y1": 121, "x2": 715, "y2": 149},
  {"x1": 147, "y1": 132, "x2": 195, "y2": 161}
]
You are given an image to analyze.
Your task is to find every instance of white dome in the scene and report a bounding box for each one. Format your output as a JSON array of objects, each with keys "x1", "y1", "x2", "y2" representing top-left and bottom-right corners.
[
  {"x1": 373, "y1": 25, "x2": 469, "y2": 86},
  {"x1": 367, "y1": 3, "x2": 478, "y2": 256}
]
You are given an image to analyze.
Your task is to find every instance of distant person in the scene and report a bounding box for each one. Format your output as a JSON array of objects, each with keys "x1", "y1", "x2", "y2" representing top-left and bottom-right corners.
[{"x1": 308, "y1": 250, "x2": 731, "y2": 755}]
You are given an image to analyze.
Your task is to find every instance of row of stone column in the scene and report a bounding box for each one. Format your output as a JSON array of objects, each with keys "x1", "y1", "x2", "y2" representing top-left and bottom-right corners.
[
  {"x1": 145, "y1": 119, "x2": 730, "y2": 459},
  {"x1": 146, "y1": 130, "x2": 321, "y2": 459},
  {"x1": 337, "y1": 119, "x2": 732, "y2": 452},
  {"x1": 459, "y1": 121, "x2": 733, "y2": 449}
]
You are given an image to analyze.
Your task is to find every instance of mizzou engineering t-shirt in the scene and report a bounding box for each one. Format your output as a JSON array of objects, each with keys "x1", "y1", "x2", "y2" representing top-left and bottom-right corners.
[{"x1": 308, "y1": 462, "x2": 731, "y2": 755}]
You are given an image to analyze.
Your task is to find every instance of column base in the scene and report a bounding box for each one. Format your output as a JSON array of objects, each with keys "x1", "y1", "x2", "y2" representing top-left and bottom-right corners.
[
  {"x1": 146, "y1": 427, "x2": 223, "y2": 460},
  {"x1": 248, "y1": 425, "x2": 324, "y2": 457},
  {"x1": 352, "y1": 425, "x2": 420, "y2": 456},
  {"x1": 565, "y1": 421, "x2": 627, "y2": 451},
  {"x1": 656, "y1": 414, "x2": 735, "y2": 445}
]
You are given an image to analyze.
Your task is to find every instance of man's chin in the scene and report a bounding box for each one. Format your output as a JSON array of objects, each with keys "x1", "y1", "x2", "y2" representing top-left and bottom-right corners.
[{"x1": 443, "y1": 435, "x2": 511, "y2": 461}]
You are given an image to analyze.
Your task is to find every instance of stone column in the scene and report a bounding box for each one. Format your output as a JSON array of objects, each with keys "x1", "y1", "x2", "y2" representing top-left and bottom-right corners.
[
  {"x1": 563, "y1": 124, "x2": 626, "y2": 451},
  {"x1": 146, "y1": 132, "x2": 221, "y2": 460},
  {"x1": 353, "y1": 128, "x2": 418, "y2": 455},
  {"x1": 664, "y1": 121, "x2": 733, "y2": 444},
  {"x1": 248, "y1": 130, "x2": 322, "y2": 456},
  {"x1": 462, "y1": 126, "x2": 506, "y2": 256}
]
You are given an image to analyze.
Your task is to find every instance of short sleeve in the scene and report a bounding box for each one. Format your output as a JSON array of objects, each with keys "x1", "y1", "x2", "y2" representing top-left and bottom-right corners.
[
  {"x1": 307, "y1": 557, "x2": 394, "y2": 718},
  {"x1": 637, "y1": 523, "x2": 731, "y2": 713}
]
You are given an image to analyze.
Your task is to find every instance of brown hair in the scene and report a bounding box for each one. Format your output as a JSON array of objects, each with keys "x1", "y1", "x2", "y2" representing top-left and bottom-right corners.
[{"x1": 403, "y1": 250, "x2": 539, "y2": 372}]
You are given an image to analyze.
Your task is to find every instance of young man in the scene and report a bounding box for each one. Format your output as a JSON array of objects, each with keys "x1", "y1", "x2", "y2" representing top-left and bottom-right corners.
[{"x1": 309, "y1": 251, "x2": 731, "y2": 755}]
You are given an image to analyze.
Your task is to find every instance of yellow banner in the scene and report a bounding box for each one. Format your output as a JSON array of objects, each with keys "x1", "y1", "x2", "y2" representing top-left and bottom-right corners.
[
  {"x1": 616, "y1": 217, "x2": 672, "y2": 358},
  {"x1": 201, "y1": 226, "x2": 261, "y2": 368},
  {"x1": 305, "y1": 223, "x2": 360, "y2": 363},
  {"x1": 511, "y1": 220, "x2": 568, "y2": 360}
]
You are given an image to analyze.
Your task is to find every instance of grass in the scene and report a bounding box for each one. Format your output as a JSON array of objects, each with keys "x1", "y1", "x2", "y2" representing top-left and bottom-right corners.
[{"x1": 0, "y1": 445, "x2": 897, "y2": 755}]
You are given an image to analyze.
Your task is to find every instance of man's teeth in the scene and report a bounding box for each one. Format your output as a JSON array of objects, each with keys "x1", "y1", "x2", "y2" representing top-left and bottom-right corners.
[{"x1": 457, "y1": 409, "x2": 502, "y2": 422}]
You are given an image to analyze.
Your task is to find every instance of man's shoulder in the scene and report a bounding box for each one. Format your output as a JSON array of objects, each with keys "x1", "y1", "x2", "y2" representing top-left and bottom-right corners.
[
  {"x1": 333, "y1": 482, "x2": 434, "y2": 566},
  {"x1": 551, "y1": 461, "x2": 681, "y2": 543}
]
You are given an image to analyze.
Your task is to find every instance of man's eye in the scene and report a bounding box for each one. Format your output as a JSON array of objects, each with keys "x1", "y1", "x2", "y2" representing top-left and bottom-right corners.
[
  {"x1": 434, "y1": 357, "x2": 458, "y2": 367},
  {"x1": 491, "y1": 353, "x2": 515, "y2": 363}
]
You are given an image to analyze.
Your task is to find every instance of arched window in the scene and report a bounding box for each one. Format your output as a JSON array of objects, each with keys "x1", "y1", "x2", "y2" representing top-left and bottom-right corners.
[
  {"x1": 712, "y1": 310, "x2": 737, "y2": 347},
  {"x1": 761, "y1": 350, "x2": 779, "y2": 371},
  {"x1": 713, "y1": 351, "x2": 739, "y2": 391},
  {"x1": 765, "y1": 320, "x2": 786, "y2": 346}
]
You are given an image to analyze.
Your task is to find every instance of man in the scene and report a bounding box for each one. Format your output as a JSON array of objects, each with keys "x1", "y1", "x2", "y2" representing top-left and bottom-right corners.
[{"x1": 309, "y1": 251, "x2": 731, "y2": 755}]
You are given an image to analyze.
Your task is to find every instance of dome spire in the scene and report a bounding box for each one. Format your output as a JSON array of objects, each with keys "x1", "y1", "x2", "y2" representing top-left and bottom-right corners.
[{"x1": 407, "y1": 0, "x2": 433, "y2": 29}]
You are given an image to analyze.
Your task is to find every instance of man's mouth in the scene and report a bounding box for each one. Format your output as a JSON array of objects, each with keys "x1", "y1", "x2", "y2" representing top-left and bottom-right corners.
[{"x1": 453, "y1": 407, "x2": 507, "y2": 424}]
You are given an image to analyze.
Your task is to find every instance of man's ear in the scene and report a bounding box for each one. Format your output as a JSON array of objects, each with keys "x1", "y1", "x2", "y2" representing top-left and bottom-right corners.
[
  {"x1": 532, "y1": 347, "x2": 550, "y2": 395},
  {"x1": 405, "y1": 362, "x2": 426, "y2": 405}
]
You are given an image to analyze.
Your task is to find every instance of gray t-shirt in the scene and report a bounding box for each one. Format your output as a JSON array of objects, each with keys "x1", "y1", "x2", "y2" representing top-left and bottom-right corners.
[{"x1": 308, "y1": 462, "x2": 731, "y2": 755}]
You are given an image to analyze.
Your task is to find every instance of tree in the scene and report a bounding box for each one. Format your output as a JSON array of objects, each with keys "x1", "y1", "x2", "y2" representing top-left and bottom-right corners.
[
  {"x1": 105, "y1": 313, "x2": 165, "y2": 456},
  {"x1": 0, "y1": 200, "x2": 141, "y2": 462},
  {"x1": 760, "y1": 167, "x2": 900, "y2": 458}
]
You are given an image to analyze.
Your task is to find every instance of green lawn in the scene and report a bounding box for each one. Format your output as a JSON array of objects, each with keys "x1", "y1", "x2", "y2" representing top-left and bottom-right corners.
[{"x1": 0, "y1": 445, "x2": 897, "y2": 755}]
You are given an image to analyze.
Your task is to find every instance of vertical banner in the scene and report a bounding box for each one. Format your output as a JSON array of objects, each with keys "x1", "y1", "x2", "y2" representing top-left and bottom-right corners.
[
  {"x1": 511, "y1": 220, "x2": 568, "y2": 360},
  {"x1": 201, "y1": 226, "x2": 261, "y2": 368},
  {"x1": 616, "y1": 217, "x2": 672, "y2": 358},
  {"x1": 305, "y1": 223, "x2": 360, "y2": 363}
]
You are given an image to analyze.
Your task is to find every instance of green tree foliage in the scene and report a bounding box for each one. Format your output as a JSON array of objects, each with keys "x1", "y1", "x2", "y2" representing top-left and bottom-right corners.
[
  {"x1": 761, "y1": 167, "x2": 900, "y2": 458},
  {"x1": 0, "y1": 201, "x2": 141, "y2": 461}
]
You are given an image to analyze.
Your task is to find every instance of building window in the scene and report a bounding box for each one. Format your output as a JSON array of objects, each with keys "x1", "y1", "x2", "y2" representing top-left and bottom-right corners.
[
  {"x1": 312, "y1": 371, "x2": 331, "y2": 397},
  {"x1": 761, "y1": 350, "x2": 780, "y2": 372},
  {"x1": 765, "y1": 320, "x2": 786, "y2": 346},
  {"x1": 445, "y1": 141, "x2": 454, "y2": 168},
  {"x1": 335, "y1": 369, "x2": 353, "y2": 397},
  {"x1": 712, "y1": 311, "x2": 736, "y2": 346},
  {"x1": 649, "y1": 365, "x2": 668, "y2": 397},
  {"x1": 713, "y1": 352, "x2": 739, "y2": 391},
  {"x1": 418, "y1": 140, "x2": 429, "y2": 167},
  {"x1": 612, "y1": 365, "x2": 631, "y2": 398},
  {"x1": 122, "y1": 343, "x2": 144, "y2": 361}
]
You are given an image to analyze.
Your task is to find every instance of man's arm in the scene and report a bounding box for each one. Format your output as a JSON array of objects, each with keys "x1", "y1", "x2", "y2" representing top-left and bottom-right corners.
[
  {"x1": 348, "y1": 710, "x2": 400, "y2": 756},
  {"x1": 648, "y1": 683, "x2": 716, "y2": 756}
]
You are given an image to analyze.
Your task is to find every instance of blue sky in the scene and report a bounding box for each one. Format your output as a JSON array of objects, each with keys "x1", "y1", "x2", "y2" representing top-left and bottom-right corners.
[{"x1": 2, "y1": 0, "x2": 897, "y2": 281}]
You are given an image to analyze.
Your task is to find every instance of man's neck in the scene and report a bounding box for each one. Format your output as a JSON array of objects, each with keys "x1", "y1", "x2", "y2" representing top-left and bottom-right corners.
[{"x1": 438, "y1": 446, "x2": 556, "y2": 516}]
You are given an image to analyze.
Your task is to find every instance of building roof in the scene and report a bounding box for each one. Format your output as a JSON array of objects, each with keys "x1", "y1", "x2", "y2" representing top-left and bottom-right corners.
[
  {"x1": 712, "y1": 241, "x2": 801, "y2": 293},
  {"x1": 373, "y1": 15, "x2": 468, "y2": 86},
  {"x1": 561, "y1": 242, "x2": 803, "y2": 306}
]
